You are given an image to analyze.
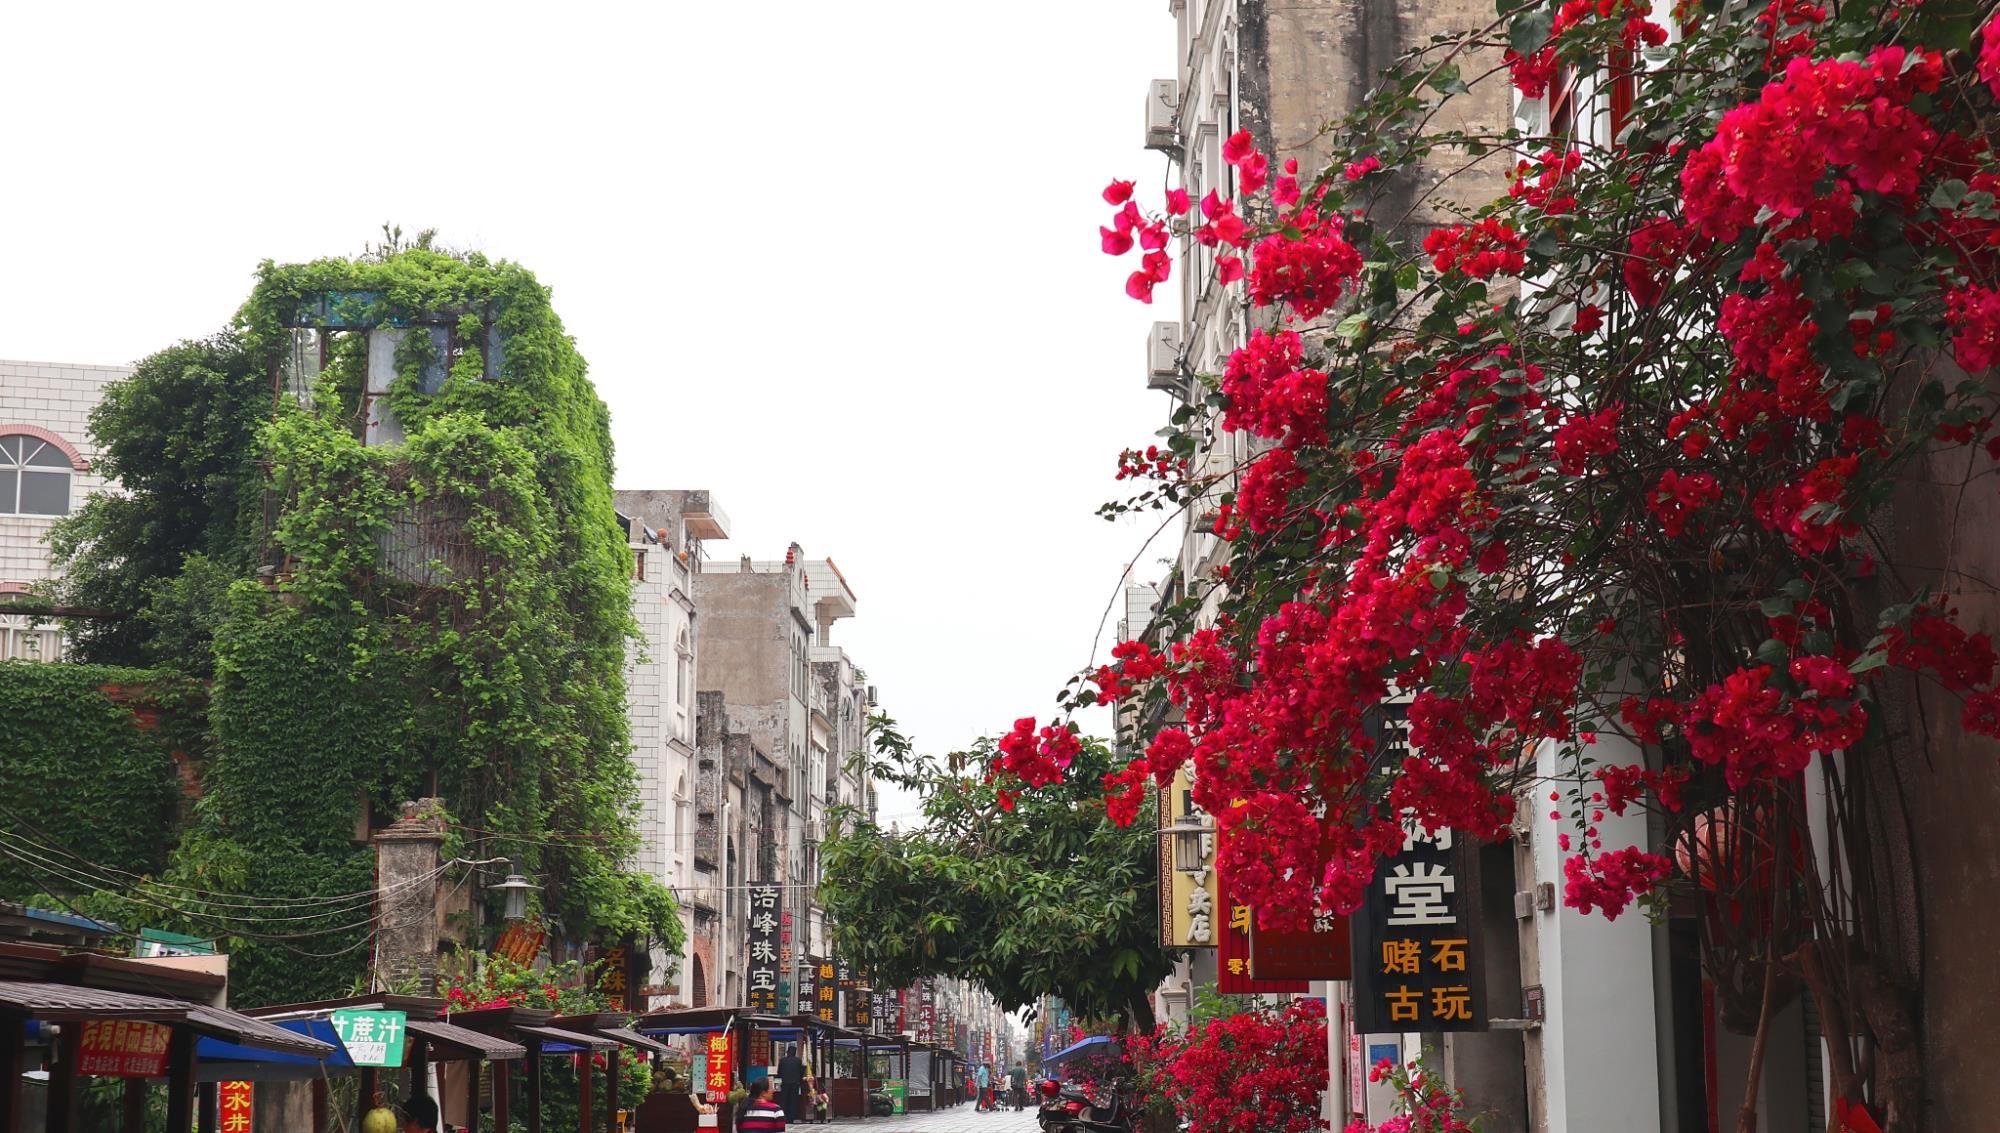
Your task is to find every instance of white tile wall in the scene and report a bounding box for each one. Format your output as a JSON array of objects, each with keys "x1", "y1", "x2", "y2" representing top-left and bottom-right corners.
[{"x1": 0, "y1": 360, "x2": 131, "y2": 660}]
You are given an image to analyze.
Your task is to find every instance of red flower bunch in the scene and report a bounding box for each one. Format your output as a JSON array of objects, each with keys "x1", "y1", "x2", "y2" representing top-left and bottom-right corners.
[
  {"x1": 1145, "y1": 999, "x2": 1329, "y2": 1133},
  {"x1": 1422, "y1": 218, "x2": 1527, "y2": 280},
  {"x1": 994, "y1": 717, "x2": 1082, "y2": 788}
]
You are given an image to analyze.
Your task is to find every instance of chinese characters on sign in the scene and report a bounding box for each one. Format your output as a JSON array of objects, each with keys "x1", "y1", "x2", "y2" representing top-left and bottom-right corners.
[
  {"x1": 219, "y1": 1081, "x2": 253, "y2": 1133},
  {"x1": 77, "y1": 1020, "x2": 170, "y2": 1077},
  {"x1": 705, "y1": 1032, "x2": 734, "y2": 1103},
  {"x1": 600, "y1": 944, "x2": 629, "y2": 1011},
  {"x1": 1158, "y1": 765, "x2": 1219, "y2": 949},
  {"x1": 914, "y1": 981, "x2": 936, "y2": 1043},
  {"x1": 329, "y1": 1010, "x2": 409, "y2": 1068},
  {"x1": 1249, "y1": 903, "x2": 1353, "y2": 981},
  {"x1": 1350, "y1": 813, "x2": 1485, "y2": 1032},
  {"x1": 814, "y1": 958, "x2": 838, "y2": 1024},
  {"x1": 493, "y1": 919, "x2": 546, "y2": 966},
  {"x1": 1217, "y1": 898, "x2": 1308, "y2": 994},
  {"x1": 747, "y1": 885, "x2": 781, "y2": 1012}
]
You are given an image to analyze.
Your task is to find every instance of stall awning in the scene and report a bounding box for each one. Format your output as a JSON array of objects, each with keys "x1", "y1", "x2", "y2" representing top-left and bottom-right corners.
[
  {"x1": 599, "y1": 1027, "x2": 669, "y2": 1055},
  {"x1": 409, "y1": 1019, "x2": 527, "y2": 1061},
  {"x1": 517, "y1": 1024, "x2": 616, "y2": 1053},
  {"x1": 1043, "y1": 1034, "x2": 1118, "y2": 1067},
  {"x1": 0, "y1": 981, "x2": 332, "y2": 1058}
]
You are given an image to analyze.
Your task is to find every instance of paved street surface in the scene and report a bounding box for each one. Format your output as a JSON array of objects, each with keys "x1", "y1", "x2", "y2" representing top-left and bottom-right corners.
[{"x1": 821, "y1": 1104, "x2": 1040, "y2": 1132}]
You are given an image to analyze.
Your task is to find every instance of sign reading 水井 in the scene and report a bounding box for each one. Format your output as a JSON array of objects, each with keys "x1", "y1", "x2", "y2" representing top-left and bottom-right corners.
[
  {"x1": 77, "y1": 1020, "x2": 170, "y2": 1077},
  {"x1": 1349, "y1": 816, "x2": 1484, "y2": 1032},
  {"x1": 747, "y1": 885, "x2": 781, "y2": 1012},
  {"x1": 218, "y1": 1081, "x2": 253, "y2": 1133},
  {"x1": 329, "y1": 1010, "x2": 409, "y2": 1067}
]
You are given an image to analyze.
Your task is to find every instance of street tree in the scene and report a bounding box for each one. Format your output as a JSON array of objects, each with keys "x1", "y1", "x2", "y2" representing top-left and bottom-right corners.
[{"x1": 819, "y1": 731, "x2": 1177, "y2": 1032}]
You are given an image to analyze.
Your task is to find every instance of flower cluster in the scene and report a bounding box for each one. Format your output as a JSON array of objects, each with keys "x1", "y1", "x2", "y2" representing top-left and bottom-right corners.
[{"x1": 1141, "y1": 999, "x2": 1330, "y2": 1133}]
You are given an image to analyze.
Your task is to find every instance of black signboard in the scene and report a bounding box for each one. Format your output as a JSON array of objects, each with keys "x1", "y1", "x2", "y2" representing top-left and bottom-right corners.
[
  {"x1": 1350, "y1": 701, "x2": 1486, "y2": 1033},
  {"x1": 915, "y1": 981, "x2": 936, "y2": 1042},
  {"x1": 813, "y1": 956, "x2": 838, "y2": 1023},
  {"x1": 747, "y1": 885, "x2": 781, "y2": 1012}
]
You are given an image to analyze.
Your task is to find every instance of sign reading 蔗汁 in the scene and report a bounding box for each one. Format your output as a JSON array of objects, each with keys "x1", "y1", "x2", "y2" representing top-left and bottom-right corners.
[
  {"x1": 747, "y1": 885, "x2": 781, "y2": 1012},
  {"x1": 1349, "y1": 815, "x2": 1485, "y2": 1033},
  {"x1": 77, "y1": 1020, "x2": 170, "y2": 1077},
  {"x1": 329, "y1": 1009, "x2": 409, "y2": 1067}
]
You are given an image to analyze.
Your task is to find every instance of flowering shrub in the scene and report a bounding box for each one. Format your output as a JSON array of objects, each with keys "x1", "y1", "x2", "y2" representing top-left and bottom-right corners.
[
  {"x1": 1011, "y1": 0, "x2": 2000, "y2": 1124},
  {"x1": 1346, "y1": 1057, "x2": 1472, "y2": 1133},
  {"x1": 1135, "y1": 998, "x2": 1329, "y2": 1133}
]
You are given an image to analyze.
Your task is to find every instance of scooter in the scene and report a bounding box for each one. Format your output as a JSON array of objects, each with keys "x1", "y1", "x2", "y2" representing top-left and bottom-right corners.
[{"x1": 1037, "y1": 1079, "x2": 1134, "y2": 1133}]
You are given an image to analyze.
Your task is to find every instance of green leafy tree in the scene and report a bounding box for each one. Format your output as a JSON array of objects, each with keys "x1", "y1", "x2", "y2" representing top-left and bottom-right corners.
[
  {"x1": 819, "y1": 732, "x2": 1176, "y2": 1032},
  {"x1": 45, "y1": 335, "x2": 267, "y2": 669}
]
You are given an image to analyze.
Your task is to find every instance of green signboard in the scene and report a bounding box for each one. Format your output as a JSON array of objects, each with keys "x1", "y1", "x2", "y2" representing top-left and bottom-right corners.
[
  {"x1": 329, "y1": 1010, "x2": 408, "y2": 1067},
  {"x1": 133, "y1": 928, "x2": 215, "y2": 958},
  {"x1": 885, "y1": 1079, "x2": 907, "y2": 1114}
]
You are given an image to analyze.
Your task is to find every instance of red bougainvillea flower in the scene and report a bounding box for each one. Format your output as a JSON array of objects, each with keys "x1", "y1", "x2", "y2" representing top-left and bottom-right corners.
[{"x1": 1102, "y1": 179, "x2": 1135, "y2": 205}]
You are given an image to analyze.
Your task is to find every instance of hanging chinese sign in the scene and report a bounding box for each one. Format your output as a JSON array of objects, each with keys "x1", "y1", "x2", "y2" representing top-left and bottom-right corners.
[
  {"x1": 1349, "y1": 817, "x2": 1484, "y2": 1032},
  {"x1": 77, "y1": 1020, "x2": 170, "y2": 1077},
  {"x1": 218, "y1": 1081, "x2": 253, "y2": 1133},
  {"x1": 813, "y1": 957, "x2": 838, "y2": 1024},
  {"x1": 704, "y1": 1032, "x2": 734, "y2": 1103},
  {"x1": 1249, "y1": 906, "x2": 1353, "y2": 981},
  {"x1": 1157, "y1": 765, "x2": 1217, "y2": 948},
  {"x1": 1217, "y1": 896, "x2": 1309, "y2": 994},
  {"x1": 599, "y1": 943, "x2": 630, "y2": 1011},
  {"x1": 747, "y1": 885, "x2": 781, "y2": 1012},
  {"x1": 914, "y1": 981, "x2": 936, "y2": 1043}
]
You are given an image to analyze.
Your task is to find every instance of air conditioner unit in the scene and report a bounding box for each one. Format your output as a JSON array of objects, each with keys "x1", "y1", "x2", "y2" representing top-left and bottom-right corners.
[
  {"x1": 1144, "y1": 79, "x2": 1179, "y2": 152},
  {"x1": 1147, "y1": 321, "x2": 1185, "y2": 395}
]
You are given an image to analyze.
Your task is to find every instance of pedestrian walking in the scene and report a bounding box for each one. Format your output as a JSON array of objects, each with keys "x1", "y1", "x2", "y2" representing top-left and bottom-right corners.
[
  {"x1": 975, "y1": 1062, "x2": 992, "y2": 1111},
  {"x1": 738, "y1": 1078, "x2": 788, "y2": 1133},
  {"x1": 1008, "y1": 1061, "x2": 1028, "y2": 1111},
  {"x1": 778, "y1": 1044, "x2": 807, "y2": 1121}
]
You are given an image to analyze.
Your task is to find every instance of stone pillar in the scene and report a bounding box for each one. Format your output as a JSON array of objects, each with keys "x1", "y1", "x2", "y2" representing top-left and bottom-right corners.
[{"x1": 373, "y1": 799, "x2": 446, "y2": 993}]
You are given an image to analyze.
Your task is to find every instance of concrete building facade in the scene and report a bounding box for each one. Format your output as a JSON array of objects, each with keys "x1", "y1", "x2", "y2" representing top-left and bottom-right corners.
[
  {"x1": 688, "y1": 546, "x2": 874, "y2": 1012},
  {"x1": 0, "y1": 359, "x2": 131, "y2": 660},
  {"x1": 613, "y1": 488, "x2": 731, "y2": 1006}
]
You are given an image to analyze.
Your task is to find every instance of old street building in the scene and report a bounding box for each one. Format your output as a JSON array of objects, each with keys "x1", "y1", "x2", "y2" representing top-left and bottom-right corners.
[
  {"x1": 0, "y1": 359, "x2": 129, "y2": 660},
  {"x1": 685, "y1": 545, "x2": 878, "y2": 1012}
]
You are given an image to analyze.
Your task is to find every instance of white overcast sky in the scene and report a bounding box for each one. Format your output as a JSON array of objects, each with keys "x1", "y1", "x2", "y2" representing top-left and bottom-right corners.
[{"x1": 0, "y1": 2, "x2": 1178, "y2": 825}]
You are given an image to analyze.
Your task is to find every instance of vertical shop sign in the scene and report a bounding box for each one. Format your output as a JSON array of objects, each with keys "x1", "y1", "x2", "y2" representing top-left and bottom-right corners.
[
  {"x1": 1349, "y1": 818, "x2": 1484, "y2": 1032},
  {"x1": 747, "y1": 885, "x2": 781, "y2": 1012},
  {"x1": 218, "y1": 1081, "x2": 253, "y2": 1133},
  {"x1": 705, "y1": 1032, "x2": 734, "y2": 1103},
  {"x1": 814, "y1": 957, "x2": 838, "y2": 1023}
]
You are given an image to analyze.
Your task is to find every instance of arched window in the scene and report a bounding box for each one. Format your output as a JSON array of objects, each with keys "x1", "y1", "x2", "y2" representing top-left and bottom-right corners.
[
  {"x1": 691, "y1": 954, "x2": 709, "y2": 1008},
  {"x1": 0, "y1": 430, "x2": 80, "y2": 516}
]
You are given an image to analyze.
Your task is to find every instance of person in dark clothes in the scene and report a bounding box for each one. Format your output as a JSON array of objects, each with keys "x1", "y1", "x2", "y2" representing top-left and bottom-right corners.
[
  {"x1": 402, "y1": 1095, "x2": 440, "y2": 1133},
  {"x1": 777, "y1": 1044, "x2": 807, "y2": 1120},
  {"x1": 738, "y1": 1078, "x2": 788, "y2": 1132}
]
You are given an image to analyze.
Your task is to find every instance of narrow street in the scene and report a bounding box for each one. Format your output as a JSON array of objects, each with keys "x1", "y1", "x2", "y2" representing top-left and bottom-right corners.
[{"x1": 822, "y1": 1105, "x2": 1042, "y2": 1132}]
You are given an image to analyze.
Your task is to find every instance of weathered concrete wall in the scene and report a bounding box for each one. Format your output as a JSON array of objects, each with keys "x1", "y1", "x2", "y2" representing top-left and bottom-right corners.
[
  {"x1": 372, "y1": 800, "x2": 444, "y2": 993},
  {"x1": 694, "y1": 571, "x2": 791, "y2": 707},
  {"x1": 1867, "y1": 363, "x2": 2000, "y2": 1130}
]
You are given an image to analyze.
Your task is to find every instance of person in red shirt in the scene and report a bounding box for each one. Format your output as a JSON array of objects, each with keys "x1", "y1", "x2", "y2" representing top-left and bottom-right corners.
[{"x1": 737, "y1": 1078, "x2": 788, "y2": 1133}]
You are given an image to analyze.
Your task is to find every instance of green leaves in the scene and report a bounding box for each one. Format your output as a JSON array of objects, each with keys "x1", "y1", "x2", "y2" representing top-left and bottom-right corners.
[{"x1": 1509, "y1": 8, "x2": 1554, "y2": 55}]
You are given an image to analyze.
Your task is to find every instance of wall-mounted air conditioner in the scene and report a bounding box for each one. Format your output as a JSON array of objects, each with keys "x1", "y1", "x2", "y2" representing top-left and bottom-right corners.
[
  {"x1": 1145, "y1": 80, "x2": 1179, "y2": 152},
  {"x1": 1148, "y1": 321, "x2": 1185, "y2": 396}
]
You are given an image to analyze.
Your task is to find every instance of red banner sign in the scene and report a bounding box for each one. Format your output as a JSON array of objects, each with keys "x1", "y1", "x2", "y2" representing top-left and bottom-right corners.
[
  {"x1": 219, "y1": 1081, "x2": 253, "y2": 1133},
  {"x1": 1218, "y1": 901, "x2": 1309, "y2": 995},
  {"x1": 494, "y1": 920, "x2": 546, "y2": 966},
  {"x1": 704, "y1": 1032, "x2": 734, "y2": 1102},
  {"x1": 1250, "y1": 911, "x2": 1353, "y2": 980},
  {"x1": 78, "y1": 1020, "x2": 170, "y2": 1077}
]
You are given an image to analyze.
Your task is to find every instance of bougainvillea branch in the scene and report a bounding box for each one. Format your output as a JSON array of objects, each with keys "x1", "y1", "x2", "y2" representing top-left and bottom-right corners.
[{"x1": 1007, "y1": 2, "x2": 2000, "y2": 1125}]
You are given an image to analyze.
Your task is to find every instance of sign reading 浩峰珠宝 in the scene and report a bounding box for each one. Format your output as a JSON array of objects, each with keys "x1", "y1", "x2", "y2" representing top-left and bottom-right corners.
[
  {"x1": 1349, "y1": 816, "x2": 1485, "y2": 1033},
  {"x1": 747, "y1": 885, "x2": 781, "y2": 1012},
  {"x1": 329, "y1": 1009, "x2": 409, "y2": 1067}
]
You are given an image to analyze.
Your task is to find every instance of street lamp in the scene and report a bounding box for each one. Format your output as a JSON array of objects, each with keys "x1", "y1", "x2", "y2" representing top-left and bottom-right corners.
[
  {"x1": 488, "y1": 863, "x2": 541, "y2": 921},
  {"x1": 1171, "y1": 822, "x2": 1210, "y2": 872}
]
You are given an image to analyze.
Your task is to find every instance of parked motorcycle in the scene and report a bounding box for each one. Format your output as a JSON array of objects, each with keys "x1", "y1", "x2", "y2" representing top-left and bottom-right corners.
[{"x1": 1036, "y1": 1079, "x2": 1134, "y2": 1133}]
